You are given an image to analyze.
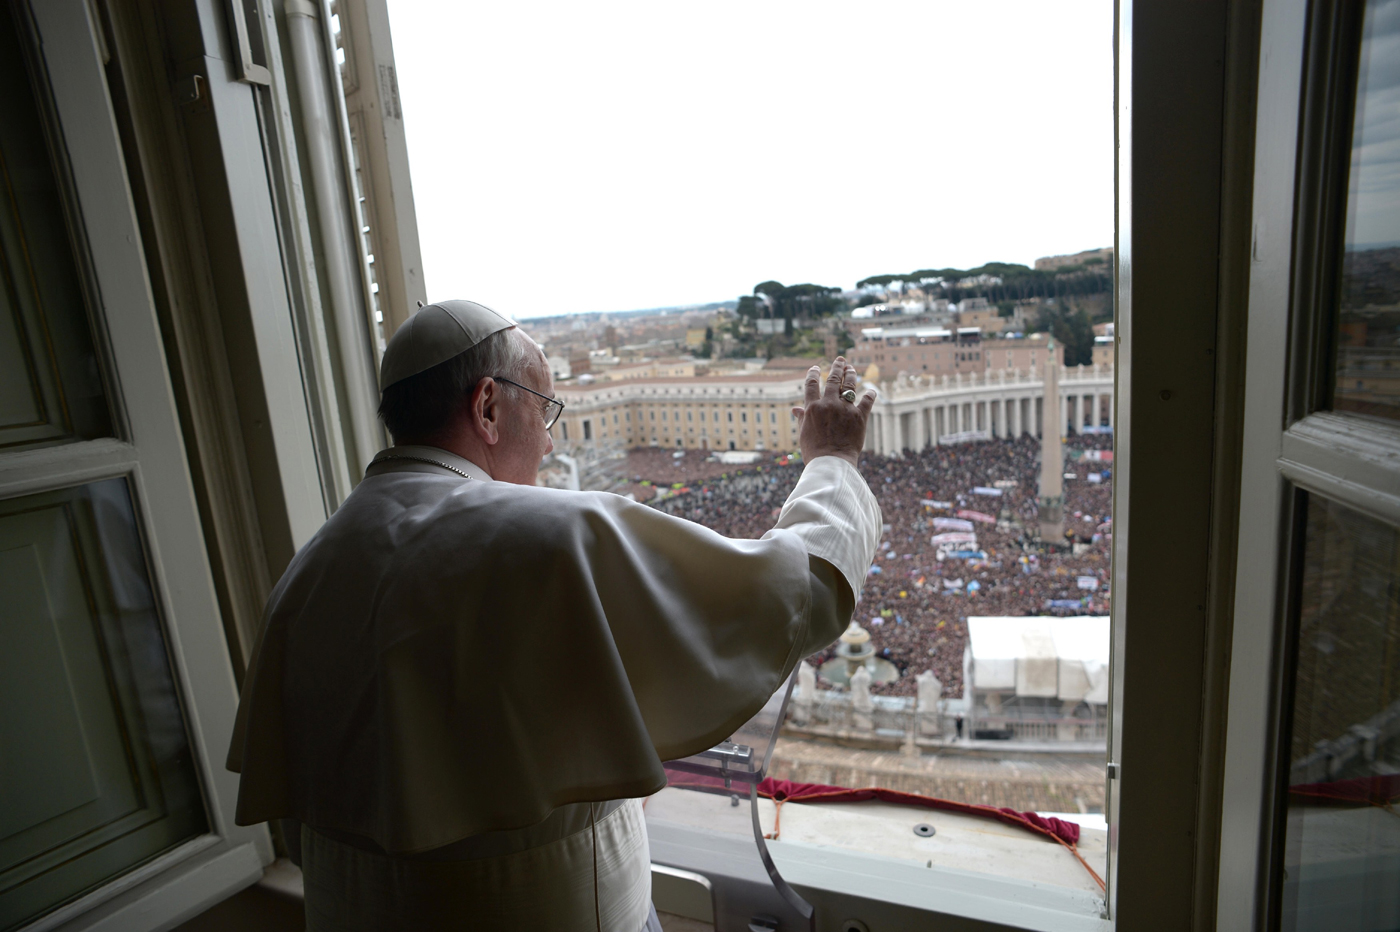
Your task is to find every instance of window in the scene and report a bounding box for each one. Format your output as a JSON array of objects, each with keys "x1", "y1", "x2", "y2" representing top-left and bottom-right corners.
[
  {"x1": 727, "y1": 411, "x2": 733, "y2": 422},
  {"x1": 583, "y1": 419, "x2": 592, "y2": 440},
  {"x1": 0, "y1": 4, "x2": 270, "y2": 924},
  {"x1": 1220, "y1": 0, "x2": 1400, "y2": 926}
]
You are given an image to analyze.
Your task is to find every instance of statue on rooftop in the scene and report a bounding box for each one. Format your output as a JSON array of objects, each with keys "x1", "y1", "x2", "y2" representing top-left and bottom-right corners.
[
  {"x1": 917, "y1": 670, "x2": 942, "y2": 736},
  {"x1": 851, "y1": 665, "x2": 874, "y2": 731}
]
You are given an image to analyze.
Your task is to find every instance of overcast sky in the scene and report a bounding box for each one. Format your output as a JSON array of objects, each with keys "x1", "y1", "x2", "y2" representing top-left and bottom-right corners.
[{"x1": 387, "y1": 1, "x2": 1115, "y2": 320}]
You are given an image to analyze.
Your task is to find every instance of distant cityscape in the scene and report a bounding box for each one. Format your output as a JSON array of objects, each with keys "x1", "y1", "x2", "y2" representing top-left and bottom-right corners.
[{"x1": 525, "y1": 248, "x2": 1116, "y2": 489}]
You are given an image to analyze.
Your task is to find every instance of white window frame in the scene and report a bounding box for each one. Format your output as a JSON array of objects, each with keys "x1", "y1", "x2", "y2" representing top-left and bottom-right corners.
[
  {"x1": 6, "y1": 2, "x2": 272, "y2": 930},
  {"x1": 1218, "y1": 0, "x2": 1400, "y2": 924}
]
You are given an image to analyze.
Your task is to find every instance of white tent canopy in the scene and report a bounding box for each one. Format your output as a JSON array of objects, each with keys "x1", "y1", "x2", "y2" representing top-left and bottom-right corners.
[{"x1": 966, "y1": 617, "x2": 1110, "y2": 703}]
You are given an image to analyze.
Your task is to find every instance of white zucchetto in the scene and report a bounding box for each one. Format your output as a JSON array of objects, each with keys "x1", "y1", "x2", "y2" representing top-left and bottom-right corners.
[{"x1": 379, "y1": 300, "x2": 515, "y2": 389}]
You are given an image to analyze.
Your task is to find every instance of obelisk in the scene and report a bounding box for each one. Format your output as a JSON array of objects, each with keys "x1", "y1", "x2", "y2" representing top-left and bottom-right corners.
[{"x1": 1038, "y1": 339, "x2": 1065, "y2": 544}]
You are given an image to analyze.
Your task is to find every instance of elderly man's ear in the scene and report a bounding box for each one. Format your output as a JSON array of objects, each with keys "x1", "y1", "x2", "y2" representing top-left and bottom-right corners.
[{"x1": 469, "y1": 379, "x2": 502, "y2": 445}]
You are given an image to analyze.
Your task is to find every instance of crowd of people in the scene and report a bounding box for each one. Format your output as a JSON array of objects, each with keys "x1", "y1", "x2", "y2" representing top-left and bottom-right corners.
[{"x1": 644, "y1": 434, "x2": 1115, "y2": 699}]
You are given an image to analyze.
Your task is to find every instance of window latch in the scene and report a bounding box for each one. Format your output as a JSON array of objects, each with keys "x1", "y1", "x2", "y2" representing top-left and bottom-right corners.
[
  {"x1": 1107, "y1": 761, "x2": 1121, "y2": 780},
  {"x1": 225, "y1": 0, "x2": 271, "y2": 85}
]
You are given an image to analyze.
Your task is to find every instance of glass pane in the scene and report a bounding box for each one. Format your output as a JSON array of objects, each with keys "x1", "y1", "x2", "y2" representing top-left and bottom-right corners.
[
  {"x1": 0, "y1": 479, "x2": 206, "y2": 930},
  {"x1": 1333, "y1": 0, "x2": 1400, "y2": 422},
  {"x1": 0, "y1": 4, "x2": 112, "y2": 451},
  {"x1": 1280, "y1": 495, "x2": 1400, "y2": 932}
]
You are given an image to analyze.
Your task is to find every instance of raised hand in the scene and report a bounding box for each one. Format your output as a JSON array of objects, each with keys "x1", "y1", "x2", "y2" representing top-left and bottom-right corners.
[{"x1": 791, "y1": 357, "x2": 876, "y2": 467}]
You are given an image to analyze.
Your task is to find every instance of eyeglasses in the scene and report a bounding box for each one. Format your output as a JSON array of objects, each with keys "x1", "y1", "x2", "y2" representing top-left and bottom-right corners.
[{"x1": 494, "y1": 377, "x2": 565, "y2": 430}]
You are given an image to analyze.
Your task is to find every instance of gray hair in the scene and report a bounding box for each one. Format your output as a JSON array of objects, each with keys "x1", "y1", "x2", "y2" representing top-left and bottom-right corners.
[{"x1": 377, "y1": 326, "x2": 534, "y2": 442}]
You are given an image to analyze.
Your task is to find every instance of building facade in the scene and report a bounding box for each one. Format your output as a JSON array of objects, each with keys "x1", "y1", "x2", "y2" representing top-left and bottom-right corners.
[
  {"x1": 555, "y1": 374, "x2": 805, "y2": 451},
  {"x1": 554, "y1": 363, "x2": 1115, "y2": 457},
  {"x1": 851, "y1": 327, "x2": 1068, "y2": 380}
]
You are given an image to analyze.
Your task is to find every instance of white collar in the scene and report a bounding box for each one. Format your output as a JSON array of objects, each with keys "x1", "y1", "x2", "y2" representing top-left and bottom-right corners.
[{"x1": 367, "y1": 445, "x2": 493, "y2": 482}]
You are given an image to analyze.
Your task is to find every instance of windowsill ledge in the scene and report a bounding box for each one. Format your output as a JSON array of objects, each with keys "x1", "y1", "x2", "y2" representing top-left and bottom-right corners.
[{"x1": 647, "y1": 788, "x2": 1109, "y2": 932}]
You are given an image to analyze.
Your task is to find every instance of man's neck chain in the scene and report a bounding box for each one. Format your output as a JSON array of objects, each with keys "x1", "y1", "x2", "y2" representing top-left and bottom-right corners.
[{"x1": 372, "y1": 453, "x2": 476, "y2": 481}]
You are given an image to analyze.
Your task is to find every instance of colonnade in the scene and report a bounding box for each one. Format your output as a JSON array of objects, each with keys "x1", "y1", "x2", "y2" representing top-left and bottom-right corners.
[{"x1": 865, "y1": 366, "x2": 1114, "y2": 456}]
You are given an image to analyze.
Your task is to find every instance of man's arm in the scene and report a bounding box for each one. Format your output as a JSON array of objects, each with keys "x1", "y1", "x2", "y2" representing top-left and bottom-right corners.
[
  {"x1": 770, "y1": 357, "x2": 883, "y2": 661},
  {"x1": 805, "y1": 555, "x2": 856, "y2": 657}
]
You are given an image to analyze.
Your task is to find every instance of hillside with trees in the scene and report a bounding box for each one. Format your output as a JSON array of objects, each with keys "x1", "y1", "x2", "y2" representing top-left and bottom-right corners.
[
  {"x1": 857, "y1": 257, "x2": 1112, "y2": 306},
  {"x1": 716, "y1": 252, "x2": 1114, "y2": 364}
]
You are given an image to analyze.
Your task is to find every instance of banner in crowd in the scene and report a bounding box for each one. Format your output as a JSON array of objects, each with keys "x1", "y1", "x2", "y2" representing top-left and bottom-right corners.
[
  {"x1": 931, "y1": 532, "x2": 978, "y2": 546},
  {"x1": 972, "y1": 486, "x2": 1003, "y2": 497},
  {"x1": 957, "y1": 509, "x2": 997, "y2": 524},
  {"x1": 933, "y1": 517, "x2": 975, "y2": 532},
  {"x1": 922, "y1": 499, "x2": 954, "y2": 509},
  {"x1": 1077, "y1": 576, "x2": 1100, "y2": 590},
  {"x1": 938, "y1": 430, "x2": 990, "y2": 446}
]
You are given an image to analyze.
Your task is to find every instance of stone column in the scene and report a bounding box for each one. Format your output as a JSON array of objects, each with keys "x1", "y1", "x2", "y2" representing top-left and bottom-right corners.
[
  {"x1": 1106, "y1": 392, "x2": 1114, "y2": 431},
  {"x1": 884, "y1": 406, "x2": 898, "y2": 454},
  {"x1": 1088, "y1": 393, "x2": 1099, "y2": 430},
  {"x1": 1039, "y1": 342, "x2": 1065, "y2": 542},
  {"x1": 917, "y1": 407, "x2": 930, "y2": 450}
]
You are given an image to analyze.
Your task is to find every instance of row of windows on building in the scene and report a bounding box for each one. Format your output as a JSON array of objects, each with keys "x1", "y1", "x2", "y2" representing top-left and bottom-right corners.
[
  {"x1": 564, "y1": 420, "x2": 789, "y2": 444},
  {"x1": 571, "y1": 409, "x2": 791, "y2": 424},
  {"x1": 559, "y1": 404, "x2": 798, "y2": 444}
]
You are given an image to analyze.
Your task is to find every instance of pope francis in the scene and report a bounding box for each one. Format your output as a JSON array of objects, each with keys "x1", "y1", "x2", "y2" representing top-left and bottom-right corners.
[{"x1": 227, "y1": 300, "x2": 882, "y2": 931}]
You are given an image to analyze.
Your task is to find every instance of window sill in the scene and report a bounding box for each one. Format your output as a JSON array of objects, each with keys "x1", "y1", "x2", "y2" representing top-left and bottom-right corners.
[{"x1": 647, "y1": 789, "x2": 1108, "y2": 932}]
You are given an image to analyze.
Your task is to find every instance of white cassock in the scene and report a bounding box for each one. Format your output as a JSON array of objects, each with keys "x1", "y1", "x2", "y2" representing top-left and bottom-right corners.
[{"x1": 228, "y1": 444, "x2": 881, "y2": 931}]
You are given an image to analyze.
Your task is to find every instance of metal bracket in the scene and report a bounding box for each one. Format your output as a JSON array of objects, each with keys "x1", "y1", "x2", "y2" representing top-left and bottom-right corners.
[{"x1": 226, "y1": 0, "x2": 271, "y2": 85}]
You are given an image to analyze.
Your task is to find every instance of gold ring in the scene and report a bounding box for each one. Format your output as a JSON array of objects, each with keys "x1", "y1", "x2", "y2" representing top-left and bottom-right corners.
[{"x1": 841, "y1": 389, "x2": 857, "y2": 403}]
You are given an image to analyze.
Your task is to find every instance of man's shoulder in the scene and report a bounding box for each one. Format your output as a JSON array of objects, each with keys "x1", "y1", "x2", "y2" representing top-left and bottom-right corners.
[
  {"x1": 415, "y1": 480, "x2": 637, "y2": 546},
  {"x1": 275, "y1": 481, "x2": 636, "y2": 599},
  {"x1": 475, "y1": 481, "x2": 631, "y2": 518}
]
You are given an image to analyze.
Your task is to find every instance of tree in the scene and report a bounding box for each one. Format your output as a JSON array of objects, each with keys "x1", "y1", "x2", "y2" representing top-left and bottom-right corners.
[
  {"x1": 743, "y1": 281, "x2": 847, "y2": 321},
  {"x1": 1036, "y1": 304, "x2": 1095, "y2": 366},
  {"x1": 736, "y1": 295, "x2": 763, "y2": 319}
]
